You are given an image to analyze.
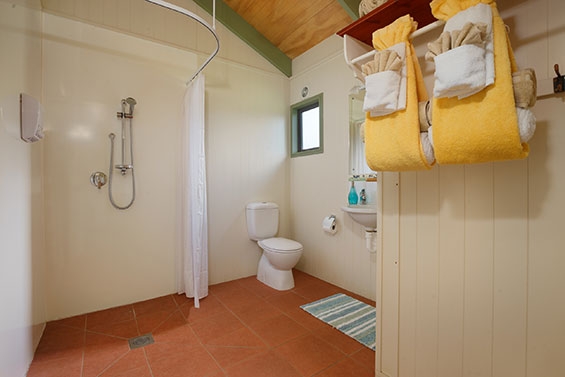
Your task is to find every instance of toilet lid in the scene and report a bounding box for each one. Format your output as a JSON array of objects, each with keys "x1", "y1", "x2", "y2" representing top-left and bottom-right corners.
[{"x1": 259, "y1": 237, "x2": 303, "y2": 253}]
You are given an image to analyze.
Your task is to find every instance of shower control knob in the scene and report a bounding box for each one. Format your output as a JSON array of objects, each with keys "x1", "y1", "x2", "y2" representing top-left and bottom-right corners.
[{"x1": 90, "y1": 171, "x2": 108, "y2": 189}]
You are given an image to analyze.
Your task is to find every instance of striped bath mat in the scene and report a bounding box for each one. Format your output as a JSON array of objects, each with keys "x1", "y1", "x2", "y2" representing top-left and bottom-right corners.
[{"x1": 300, "y1": 293, "x2": 376, "y2": 351}]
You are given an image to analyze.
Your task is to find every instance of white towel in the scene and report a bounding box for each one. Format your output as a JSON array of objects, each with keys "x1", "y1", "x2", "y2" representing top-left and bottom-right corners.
[
  {"x1": 363, "y1": 70, "x2": 402, "y2": 115},
  {"x1": 433, "y1": 44, "x2": 487, "y2": 98},
  {"x1": 363, "y1": 42, "x2": 407, "y2": 117},
  {"x1": 434, "y1": 3, "x2": 494, "y2": 99},
  {"x1": 516, "y1": 107, "x2": 536, "y2": 143}
]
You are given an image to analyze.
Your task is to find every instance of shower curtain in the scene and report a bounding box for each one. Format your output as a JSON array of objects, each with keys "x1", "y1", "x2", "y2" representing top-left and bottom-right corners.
[{"x1": 178, "y1": 73, "x2": 208, "y2": 308}]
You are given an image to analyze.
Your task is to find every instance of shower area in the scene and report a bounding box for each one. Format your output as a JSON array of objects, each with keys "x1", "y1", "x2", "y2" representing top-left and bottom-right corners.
[
  {"x1": 44, "y1": 0, "x2": 219, "y2": 318},
  {"x1": 38, "y1": 0, "x2": 289, "y2": 321}
]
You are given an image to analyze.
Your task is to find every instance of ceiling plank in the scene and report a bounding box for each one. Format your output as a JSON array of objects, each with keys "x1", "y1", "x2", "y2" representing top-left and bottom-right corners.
[
  {"x1": 192, "y1": 0, "x2": 292, "y2": 77},
  {"x1": 336, "y1": 0, "x2": 361, "y2": 20}
]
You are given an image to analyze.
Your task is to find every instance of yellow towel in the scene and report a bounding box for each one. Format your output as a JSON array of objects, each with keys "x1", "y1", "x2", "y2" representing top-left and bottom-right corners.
[
  {"x1": 430, "y1": 0, "x2": 529, "y2": 164},
  {"x1": 364, "y1": 15, "x2": 433, "y2": 171}
]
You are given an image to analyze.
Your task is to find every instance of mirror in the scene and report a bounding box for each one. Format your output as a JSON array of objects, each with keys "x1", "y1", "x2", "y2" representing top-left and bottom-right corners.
[{"x1": 348, "y1": 90, "x2": 373, "y2": 176}]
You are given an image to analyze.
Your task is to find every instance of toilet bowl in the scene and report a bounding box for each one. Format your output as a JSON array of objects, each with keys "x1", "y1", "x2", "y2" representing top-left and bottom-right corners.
[
  {"x1": 257, "y1": 237, "x2": 303, "y2": 290},
  {"x1": 246, "y1": 202, "x2": 303, "y2": 291}
]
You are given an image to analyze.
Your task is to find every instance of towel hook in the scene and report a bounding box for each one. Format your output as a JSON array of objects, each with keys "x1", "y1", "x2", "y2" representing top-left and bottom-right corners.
[{"x1": 554, "y1": 64, "x2": 564, "y2": 93}]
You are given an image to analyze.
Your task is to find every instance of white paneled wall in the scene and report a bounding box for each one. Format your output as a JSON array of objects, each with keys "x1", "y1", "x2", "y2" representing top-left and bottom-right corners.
[
  {"x1": 0, "y1": 1, "x2": 46, "y2": 376},
  {"x1": 375, "y1": 1, "x2": 565, "y2": 376},
  {"x1": 41, "y1": 5, "x2": 288, "y2": 320},
  {"x1": 40, "y1": 0, "x2": 278, "y2": 74},
  {"x1": 290, "y1": 36, "x2": 377, "y2": 301}
]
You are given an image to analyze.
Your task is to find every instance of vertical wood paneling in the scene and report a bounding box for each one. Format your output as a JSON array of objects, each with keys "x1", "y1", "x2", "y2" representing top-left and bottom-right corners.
[
  {"x1": 492, "y1": 160, "x2": 528, "y2": 377},
  {"x1": 379, "y1": 172, "x2": 400, "y2": 377},
  {"x1": 415, "y1": 168, "x2": 440, "y2": 377},
  {"x1": 398, "y1": 172, "x2": 418, "y2": 377},
  {"x1": 437, "y1": 165, "x2": 466, "y2": 377},
  {"x1": 463, "y1": 164, "x2": 495, "y2": 377},
  {"x1": 526, "y1": 97, "x2": 565, "y2": 377}
]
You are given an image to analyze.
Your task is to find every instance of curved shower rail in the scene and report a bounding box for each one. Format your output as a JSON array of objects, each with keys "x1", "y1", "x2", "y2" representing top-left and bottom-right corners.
[{"x1": 145, "y1": 0, "x2": 220, "y2": 85}]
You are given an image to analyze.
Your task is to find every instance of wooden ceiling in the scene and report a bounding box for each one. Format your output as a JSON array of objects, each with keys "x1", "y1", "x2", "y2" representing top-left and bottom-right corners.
[
  {"x1": 222, "y1": 0, "x2": 355, "y2": 59},
  {"x1": 192, "y1": 0, "x2": 361, "y2": 76}
]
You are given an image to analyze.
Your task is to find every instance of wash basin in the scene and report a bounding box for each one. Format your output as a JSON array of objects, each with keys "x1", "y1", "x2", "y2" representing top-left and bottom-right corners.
[{"x1": 341, "y1": 205, "x2": 377, "y2": 230}]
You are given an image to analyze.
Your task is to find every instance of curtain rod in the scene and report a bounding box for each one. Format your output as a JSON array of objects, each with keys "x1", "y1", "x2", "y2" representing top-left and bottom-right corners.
[{"x1": 145, "y1": 0, "x2": 220, "y2": 85}]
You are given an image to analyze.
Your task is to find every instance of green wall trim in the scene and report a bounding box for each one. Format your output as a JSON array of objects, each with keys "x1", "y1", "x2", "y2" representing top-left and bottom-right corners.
[
  {"x1": 337, "y1": 0, "x2": 361, "y2": 20},
  {"x1": 192, "y1": 0, "x2": 292, "y2": 77}
]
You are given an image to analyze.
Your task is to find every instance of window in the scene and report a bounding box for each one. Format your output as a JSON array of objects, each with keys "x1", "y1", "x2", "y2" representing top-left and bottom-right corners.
[{"x1": 291, "y1": 93, "x2": 323, "y2": 157}]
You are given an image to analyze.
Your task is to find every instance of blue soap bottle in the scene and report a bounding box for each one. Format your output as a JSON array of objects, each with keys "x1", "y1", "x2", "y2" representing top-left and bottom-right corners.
[{"x1": 348, "y1": 181, "x2": 358, "y2": 205}]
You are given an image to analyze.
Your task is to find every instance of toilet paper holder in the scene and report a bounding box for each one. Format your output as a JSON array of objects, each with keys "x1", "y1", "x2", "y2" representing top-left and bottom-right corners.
[{"x1": 322, "y1": 215, "x2": 337, "y2": 235}]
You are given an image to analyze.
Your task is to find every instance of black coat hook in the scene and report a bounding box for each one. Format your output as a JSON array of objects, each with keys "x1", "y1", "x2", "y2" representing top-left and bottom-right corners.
[{"x1": 554, "y1": 64, "x2": 564, "y2": 93}]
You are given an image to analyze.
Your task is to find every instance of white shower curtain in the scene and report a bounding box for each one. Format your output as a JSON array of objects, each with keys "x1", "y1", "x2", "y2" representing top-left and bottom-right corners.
[{"x1": 178, "y1": 73, "x2": 208, "y2": 308}]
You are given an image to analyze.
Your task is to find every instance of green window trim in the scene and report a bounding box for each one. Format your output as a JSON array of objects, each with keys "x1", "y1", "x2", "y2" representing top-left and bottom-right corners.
[{"x1": 291, "y1": 93, "x2": 324, "y2": 158}]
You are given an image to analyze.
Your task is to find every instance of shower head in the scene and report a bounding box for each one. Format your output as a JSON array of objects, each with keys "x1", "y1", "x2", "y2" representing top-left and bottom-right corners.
[{"x1": 125, "y1": 97, "x2": 137, "y2": 115}]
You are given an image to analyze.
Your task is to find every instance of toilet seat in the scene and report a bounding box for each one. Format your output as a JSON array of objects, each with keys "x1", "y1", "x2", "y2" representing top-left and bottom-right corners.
[{"x1": 258, "y1": 237, "x2": 303, "y2": 253}]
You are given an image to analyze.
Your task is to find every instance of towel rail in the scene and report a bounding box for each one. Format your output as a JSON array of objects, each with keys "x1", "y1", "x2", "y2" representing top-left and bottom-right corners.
[{"x1": 344, "y1": 20, "x2": 445, "y2": 83}]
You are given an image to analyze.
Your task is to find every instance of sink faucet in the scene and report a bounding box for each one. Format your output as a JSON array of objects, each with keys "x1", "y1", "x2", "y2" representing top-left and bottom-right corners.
[{"x1": 359, "y1": 189, "x2": 367, "y2": 204}]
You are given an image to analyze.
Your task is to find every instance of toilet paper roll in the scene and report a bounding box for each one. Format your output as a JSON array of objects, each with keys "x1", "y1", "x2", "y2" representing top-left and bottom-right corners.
[{"x1": 322, "y1": 215, "x2": 337, "y2": 235}]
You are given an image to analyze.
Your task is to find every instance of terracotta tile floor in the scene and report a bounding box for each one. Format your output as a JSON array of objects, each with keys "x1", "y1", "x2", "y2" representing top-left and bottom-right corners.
[{"x1": 28, "y1": 270, "x2": 375, "y2": 377}]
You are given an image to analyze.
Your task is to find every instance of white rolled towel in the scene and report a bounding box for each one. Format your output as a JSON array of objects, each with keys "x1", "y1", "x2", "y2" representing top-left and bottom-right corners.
[
  {"x1": 516, "y1": 107, "x2": 536, "y2": 143},
  {"x1": 420, "y1": 132, "x2": 435, "y2": 165}
]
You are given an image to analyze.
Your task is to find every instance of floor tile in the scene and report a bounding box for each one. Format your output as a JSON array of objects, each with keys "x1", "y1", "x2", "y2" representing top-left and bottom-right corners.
[
  {"x1": 88, "y1": 319, "x2": 139, "y2": 339},
  {"x1": 225, "y1": 351, "x2": 301, "y2": 377},
  {"x1": 151, "y1": 311, "x2": 199, "y2": 345},
  {"x1": 190, "y1": 310, "x2": 245, "y2": 344},
  {"x1": 314, "y1": 357, "x2": 375, "y2": 377},
  {"x1": 248, "y1": 314, "x2": 309, "y2": 347},
  {"x1": 180, "y1": 295, "x2": 229, "y2": 324},
  {"x1": 97, "y1": 348, "x2": 149, "y2": 376},
  {"x1": 237, "y1": 276, "x2": 286, "y2": 299},
  {"x1": 147, "y1": 343, "x2": 222, "y2": 377},
  {"x1": 29, "y1": 270, "x2": 376, "y2": 377},
  {"x1": 314, "y1": 326, "x2": 364, "y2": 355},
  {"x1": 33, "y1": 325, "x2": 85, "y2": 362},
  {"x1": 204, "y1": 327, "x2": 267, "y2": 348},
  {"x1": 284, "y1": 306, "x2": 329, "y2": 332},
  {"x1": 132, "y1": 295, "x2": 178, "y2": 317},
  {"x1": 27, "y1": 354, "x2": 83, "y2": 377},
  {"x1": 86, "y1": 305, "x2": 135, "y2": 329},
  {"x1": 82, "y1": 333, "x2": 130, "y2": 377},
  {"x1": 232, "y1": 299, "x2": 282, "y2": 326},
  {"x1": 49, "y1": 314, "x2": 86, "y2": 330},
  {"x1": 274, "y1": 334, "x2": 345, "y2": 376},
  {"x1": 292, "y1": 281, "x2": 343, "y2": 302},
  {"x1": 350, "y1": 347, "x2": 376, "y2": 372},
  {"x1": 206, "y1": 345, "x2": 266, "y2": 369},
  {"x1": 266, "y1": 291, "x2": 311, "y2": 313}
]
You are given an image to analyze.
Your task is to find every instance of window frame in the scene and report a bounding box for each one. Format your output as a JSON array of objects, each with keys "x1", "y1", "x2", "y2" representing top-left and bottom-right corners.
[{"x1": 290, "y1": 93, "x2": 324, "y2": 158}]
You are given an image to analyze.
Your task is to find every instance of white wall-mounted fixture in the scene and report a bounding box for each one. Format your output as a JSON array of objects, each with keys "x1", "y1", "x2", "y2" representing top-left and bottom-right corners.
[
  {"x1": 0, "y1": 93, "x2": 44, "y2": 142},
  {"x1": 341, "y1": 205, "x2": 378, "y2": 253},
  {"x1": 20, "y1": 93, "x2": 44, "y2": 143},
  {"x1": 341, "y1": 204, "x2": 377, "y2": 229}
]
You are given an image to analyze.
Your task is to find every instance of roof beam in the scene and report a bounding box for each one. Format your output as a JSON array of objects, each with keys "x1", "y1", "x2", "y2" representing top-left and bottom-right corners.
[
  {"x1": 336, "y1": 0, "x2": 361, "y2": 20},
  {"x1": 192, "y1": 0, "x2": 292, "y2": 77}
]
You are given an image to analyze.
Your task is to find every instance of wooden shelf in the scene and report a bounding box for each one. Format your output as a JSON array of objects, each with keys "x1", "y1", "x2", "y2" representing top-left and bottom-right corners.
[{"x1": 337, "y1": 0, "x2": 436, "y2": 46}]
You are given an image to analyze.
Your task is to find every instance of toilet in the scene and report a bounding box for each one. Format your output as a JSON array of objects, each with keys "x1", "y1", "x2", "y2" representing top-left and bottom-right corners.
[{"x1": 246, "y1": 202, "x2": 303, "y2": 290}]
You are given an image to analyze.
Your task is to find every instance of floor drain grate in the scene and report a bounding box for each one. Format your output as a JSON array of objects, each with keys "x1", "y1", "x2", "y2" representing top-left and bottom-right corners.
[{"x1": 128, "y1": 333, "x2": 155, "y2": 350}]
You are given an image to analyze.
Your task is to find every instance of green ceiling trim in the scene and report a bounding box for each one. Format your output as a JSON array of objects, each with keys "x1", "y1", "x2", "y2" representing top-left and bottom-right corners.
[
  {"x1": 192, "y1": 0, "x2": 292, "y2": 77},
  {"x1": 337, "y1": 0, "x2": 361, "y2": 20}
]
